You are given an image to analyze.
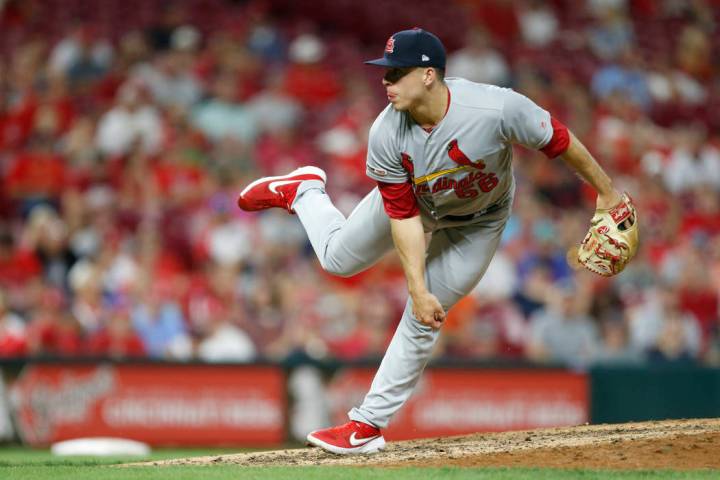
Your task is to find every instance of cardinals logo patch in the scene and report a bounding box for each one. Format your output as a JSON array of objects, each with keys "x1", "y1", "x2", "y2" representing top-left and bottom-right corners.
[
  {"x1": 385, "y1": 37, "x2": 395, "y2": 53},
  {"x1": 447, "y1": 139, "x2": 486, "y2": 170}
]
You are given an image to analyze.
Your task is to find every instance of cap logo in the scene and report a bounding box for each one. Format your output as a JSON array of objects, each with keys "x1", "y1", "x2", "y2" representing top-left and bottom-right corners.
[
  {"x1": 385, "y1": 36, "x2": 395, "y2": 53},
  {"x1": 421, "y1": 54, "x2": 429, "y2": 62}
]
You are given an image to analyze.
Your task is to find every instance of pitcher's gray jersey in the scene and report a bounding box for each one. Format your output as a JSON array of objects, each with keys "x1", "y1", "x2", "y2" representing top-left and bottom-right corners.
[{"x1": 366, "y1": 78, "x2": 554, "y2": 218}]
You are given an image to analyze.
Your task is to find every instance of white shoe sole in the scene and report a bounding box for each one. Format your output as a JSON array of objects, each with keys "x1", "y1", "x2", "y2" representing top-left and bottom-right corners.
[
  {"x1": 239, "y1": 166, "x2": 327, "y2": 198},
  {"x1": 306, "y1": 433, "x2": 386, "y2": 455}
]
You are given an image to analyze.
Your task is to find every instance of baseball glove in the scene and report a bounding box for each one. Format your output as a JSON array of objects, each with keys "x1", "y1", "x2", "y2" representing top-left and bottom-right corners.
[{"x1": 571, "y1": 192, "x2": 639, "y2": 276}]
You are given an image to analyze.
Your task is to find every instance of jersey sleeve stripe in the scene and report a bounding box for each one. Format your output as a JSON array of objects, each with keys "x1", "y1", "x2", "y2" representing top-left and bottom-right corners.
[
  {"x1": 539, "y1": 117, "x2": 570, "y2": 159},
  {"x1": 377, "y1": 181, "x2": 420, "y2": 219}
]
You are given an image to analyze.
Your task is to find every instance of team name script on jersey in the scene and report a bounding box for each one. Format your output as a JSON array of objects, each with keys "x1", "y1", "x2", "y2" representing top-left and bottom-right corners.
[
  {"x1": 401, "y1": 139, "x2": 500, "y2": 200},
  {"x1": 415, "y1": 169, "x2": 499, "y2": 198}
]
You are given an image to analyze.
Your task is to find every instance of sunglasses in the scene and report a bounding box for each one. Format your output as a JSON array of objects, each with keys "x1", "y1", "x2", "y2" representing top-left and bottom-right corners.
[{"x1": 383, "y1": 67, "x2": 416, "y2": 84}]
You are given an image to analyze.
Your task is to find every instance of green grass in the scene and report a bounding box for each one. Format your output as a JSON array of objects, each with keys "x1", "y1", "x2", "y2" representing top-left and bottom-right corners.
[
  {"x1": 1, "y1": 448, "x2": 718, "y2": 480},
  {"x1": 0, "y1": 446, "x2": 243, "y2": 466},
  {"x1": 2, "y1": 466, "x2": 719, "y2": 480}
]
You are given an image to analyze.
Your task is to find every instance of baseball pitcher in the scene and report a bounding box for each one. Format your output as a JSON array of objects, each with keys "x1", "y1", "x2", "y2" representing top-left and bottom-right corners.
[{"x1": 238, "y1": 28, "x2": 638, "y2": 454}]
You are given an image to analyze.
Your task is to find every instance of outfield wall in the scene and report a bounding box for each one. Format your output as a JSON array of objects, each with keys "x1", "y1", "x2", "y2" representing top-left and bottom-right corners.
[
  {"x1": 590, "y1": 365, "x2": 720, "y2": 424},
  {"x1": 0, "y1": 360, "x2": 717, "y2": 447}
]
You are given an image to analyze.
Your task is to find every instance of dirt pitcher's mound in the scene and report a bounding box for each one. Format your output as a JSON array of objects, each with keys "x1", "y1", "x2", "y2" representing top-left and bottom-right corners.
[{"x1": 141, "y1": 418, "x2": 720, "y2": 470}]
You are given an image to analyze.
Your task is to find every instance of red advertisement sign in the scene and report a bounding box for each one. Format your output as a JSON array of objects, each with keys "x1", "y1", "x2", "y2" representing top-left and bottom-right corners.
[
  {"x1": 11, "y1": 364, "x2": 285, "y2": 446},
  {"x1": 328, "y1": 368, "x2": 588, "y2": 440}
]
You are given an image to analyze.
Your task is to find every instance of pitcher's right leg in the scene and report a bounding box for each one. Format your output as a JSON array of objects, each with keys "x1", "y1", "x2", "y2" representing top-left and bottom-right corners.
[{"x1": 237, "y1": 166, "x2": 394, "y2": 277}]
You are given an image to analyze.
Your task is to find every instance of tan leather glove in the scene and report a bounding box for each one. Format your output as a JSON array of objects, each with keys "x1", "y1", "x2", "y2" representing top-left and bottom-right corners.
[{"x1": 573, "y1": 192, "x2": 639, "y2": 276}]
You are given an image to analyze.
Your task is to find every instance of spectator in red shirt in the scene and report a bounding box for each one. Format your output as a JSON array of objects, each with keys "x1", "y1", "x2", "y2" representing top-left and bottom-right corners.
[
  {"x1": 681, "y1": 186, "x2": 720, "y2": 238},
  {"x1": 282, "y1": 34, "x2": 343, "y2": 108},
  {"x1": 473, "y1": 0, "x2": 519, "y2": 45},
  {"x1": 87, "y1": 305, "x2": 145, "y2": 359},
  {"x1": 25, "y1": 287, "x2": 82, "y2": 357},
  {"x1": 0, "y1": 289, "x2": 27, "y2": 357},
  {"x1": 6, "y1": 133, "x2": 68, "y2": 214},
  {"x1": 0, "y1": 227, "x2": 42, "y2": 288}
]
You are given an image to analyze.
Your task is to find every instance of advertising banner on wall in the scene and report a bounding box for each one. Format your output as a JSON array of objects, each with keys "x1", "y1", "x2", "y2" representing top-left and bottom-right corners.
[
  {"x1": 10, "y1": 363, "x2": 285, "y2": 447},
  {"x1": 327, "y1": 368, "x2": 588, "y2": 440}
]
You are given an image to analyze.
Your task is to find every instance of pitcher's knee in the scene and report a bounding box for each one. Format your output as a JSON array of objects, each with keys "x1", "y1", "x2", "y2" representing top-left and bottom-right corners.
[{"x1": 319, "y1": 257, "x2": 360, "y2": 278}]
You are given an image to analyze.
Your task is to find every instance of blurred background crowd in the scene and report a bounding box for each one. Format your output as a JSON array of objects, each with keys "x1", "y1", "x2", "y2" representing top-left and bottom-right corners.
[{"x1": 0, "y1": 0, "x2": 719, "y2": 367}]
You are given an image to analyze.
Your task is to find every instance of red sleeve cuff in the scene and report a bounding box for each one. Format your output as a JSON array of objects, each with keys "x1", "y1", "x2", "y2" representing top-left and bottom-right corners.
[
  {"x1": 540, "y1": 117, "x2": 570, "y2": 159},
  {"x1": 377, "y1": 181, "x2": 419, "y2": 219}
]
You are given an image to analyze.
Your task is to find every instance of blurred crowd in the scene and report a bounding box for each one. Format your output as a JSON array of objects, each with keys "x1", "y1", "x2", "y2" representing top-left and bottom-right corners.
[{"x1": 1, "y1": 0, "x2": 719, "y2": 368}]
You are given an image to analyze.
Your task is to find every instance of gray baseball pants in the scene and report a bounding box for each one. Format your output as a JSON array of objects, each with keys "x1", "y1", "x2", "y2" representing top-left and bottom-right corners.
[{"x1": 293, "y1": 182, "x2": 510, "y2": 429}]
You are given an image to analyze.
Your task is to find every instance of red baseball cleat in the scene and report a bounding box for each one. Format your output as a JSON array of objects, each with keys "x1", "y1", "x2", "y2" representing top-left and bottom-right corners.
[
  {"x1": 306, "y1": 421, "x2": 385, "y2": 455},
  {"x1": 237, "y1": 166, "x2": 326, "y2": 213}
]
